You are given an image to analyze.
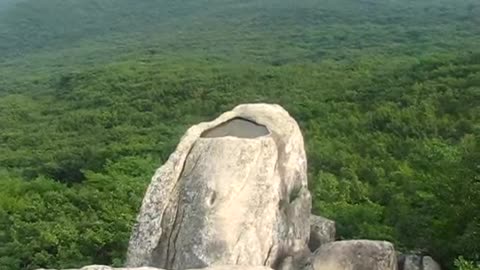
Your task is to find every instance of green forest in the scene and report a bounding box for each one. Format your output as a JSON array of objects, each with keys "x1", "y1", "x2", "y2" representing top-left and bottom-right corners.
[{"x1": 0, "y1": 0, "x2": 479, "y2": 269}]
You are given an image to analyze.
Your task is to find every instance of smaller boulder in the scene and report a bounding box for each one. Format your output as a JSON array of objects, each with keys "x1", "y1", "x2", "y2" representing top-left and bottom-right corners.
[
  {"x1": 403, "y1": 255, "x2": 422, "y2": 270},
  {"x1": 422, "y1": 256, "x2": 441, "y2": 270},
  {"x1": 311, "y1": 240, "x2": 397, "y2": 270},
  {"x1": 308, "y1": 215, "x2": 335, "y2": 252},
  {"x1": 399, "y1": 254, "x2": 441, "y2": 270}
]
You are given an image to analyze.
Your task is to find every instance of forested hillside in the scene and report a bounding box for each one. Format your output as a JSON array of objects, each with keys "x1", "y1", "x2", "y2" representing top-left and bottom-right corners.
[{"x1": 0, "y1": 0, "x2": 479, "y2": 269}]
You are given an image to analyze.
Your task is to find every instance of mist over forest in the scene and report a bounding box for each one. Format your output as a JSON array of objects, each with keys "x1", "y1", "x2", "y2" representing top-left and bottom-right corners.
[{"x1": 0, "y1": 0, "x2": 479, "y2": 270}]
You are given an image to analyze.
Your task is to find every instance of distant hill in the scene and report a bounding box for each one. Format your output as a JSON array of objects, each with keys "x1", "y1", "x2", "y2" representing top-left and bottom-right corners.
[{"x1": 1, "y1": 0, "x2": 479, "y2": 61}]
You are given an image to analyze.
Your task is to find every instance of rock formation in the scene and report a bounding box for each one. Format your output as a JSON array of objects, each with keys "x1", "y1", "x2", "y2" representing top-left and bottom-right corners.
[
  {"x1": 36, "y1": 104, "x2": 442, "y2": 270},
  {"x1": 126, "y1": 104, "x2": 311, "y2": 269},
  {"x1": 311, "y1": 240, "x2": 397, "y2": 270},
  {"x1": 308, "y1": 215, "x2": 335, "y2": 252}
]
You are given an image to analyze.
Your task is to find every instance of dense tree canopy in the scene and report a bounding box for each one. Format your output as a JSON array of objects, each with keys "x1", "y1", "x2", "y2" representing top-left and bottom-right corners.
[{"x1": 0, "y1": 0, "x2": 479, "y2": 269}]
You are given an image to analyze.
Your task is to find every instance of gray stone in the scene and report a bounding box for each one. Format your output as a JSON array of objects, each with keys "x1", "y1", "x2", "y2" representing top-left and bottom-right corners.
[
  {"x1": 311, "y1": 240, "x2": 397, "y2": 270},
  {"x1": 402, "y1": 255, "x2": 421, "y2": 270},
  {"x1": 277, "y1": 248, "x2": 313, "y2": 270},
  {"x1": 422, "y1": 256, "x2": 441, "y2": 270},
  {"x1": 308, "y1": 215, "x2": 335, "y2": 252},
  {"x1": 399, "y1": 255, "x2": 441, "y2": 270},
  {"x1": 126, "y1": 104, "x2": 311, "y2": 269}
]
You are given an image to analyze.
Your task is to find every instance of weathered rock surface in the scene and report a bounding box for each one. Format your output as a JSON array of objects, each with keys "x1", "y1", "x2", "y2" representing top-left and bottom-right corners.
[
  {"x1": 308, "y1": 215, "x2": 335, "y2": 252},
  {"x1": 38, "y1": 265, "x2": 274, "y2": 270},
  {"x1": 422, "y1": 256, "x2": 441, "y2": 270},
  {"x1": 277, "y1": 249, "x2": 312, "y2": 270},
  {"x1": 311, "y1": 240, "x2": 397, "y2": 270},
  {"x1": 127, "y1": 104, "x2": 312, "y2": 269},
  {"x1": 398, "y1": 254, "x2": 441, "y2": 270},
  {"x1": 401, "y1": 255, "x2": 421, "y2": 270}
]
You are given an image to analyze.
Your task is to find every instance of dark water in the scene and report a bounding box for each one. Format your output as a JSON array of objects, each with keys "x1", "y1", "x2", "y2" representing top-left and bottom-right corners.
[{"x1": 201, "y1": 118, "x2": 270, "y2": 138}]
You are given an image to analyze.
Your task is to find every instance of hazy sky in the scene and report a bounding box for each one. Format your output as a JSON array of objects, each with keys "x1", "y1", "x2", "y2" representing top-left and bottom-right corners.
[
  {"x1": 0, "y1": 0, "x2": 14, "y2": 11},
  {"x1": 0, "y1": 1, "x2": 10, "y2": 12}
]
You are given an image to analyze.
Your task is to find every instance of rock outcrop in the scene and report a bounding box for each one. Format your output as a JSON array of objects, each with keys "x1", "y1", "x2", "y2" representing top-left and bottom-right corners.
[
  {"x1": 38, "y1": 104, "x2": 436, "y2": 270},
  {"x1": 308, "y1": 215, "x2": 335, "y2": 252},
  {"x1": 311, "y1": 240, "x2": 397, "y2": 270},
  {"x1": 126, "y1": 104, "x2": 312, "y2": 269}
]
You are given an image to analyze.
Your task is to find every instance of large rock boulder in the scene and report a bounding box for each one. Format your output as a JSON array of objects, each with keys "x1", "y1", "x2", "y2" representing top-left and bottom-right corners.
[
  {"x1": 126, "y1": 104, "x2": 312, "y2": 269},
  {"x1": 308, "y1": 215, "x2": 335, "y2": 252},
  {"x1": 311, "y1": 240, "x2": 397, "y2": 270}
]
